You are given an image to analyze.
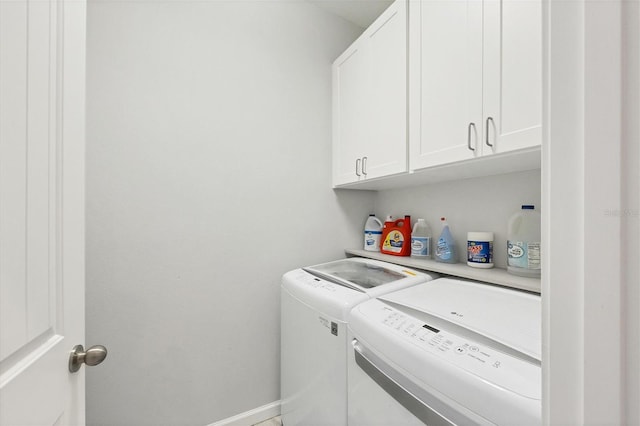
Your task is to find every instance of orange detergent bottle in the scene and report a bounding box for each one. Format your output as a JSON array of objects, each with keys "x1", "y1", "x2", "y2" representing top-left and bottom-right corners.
[{"x1": 380, "y1": 215, "x2": 412, "y2": 256}]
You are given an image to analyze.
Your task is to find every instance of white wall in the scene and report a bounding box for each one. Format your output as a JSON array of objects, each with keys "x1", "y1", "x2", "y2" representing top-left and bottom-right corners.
[
  {"x1": 84, "y1": 0, "x2": 640, "y2": 423},
  {"x1": 374, "y1": 170, "x2": 541, "y2": 268},
  {"x1": 85, "y1": 2, "x2": 370, "y2": 424}
]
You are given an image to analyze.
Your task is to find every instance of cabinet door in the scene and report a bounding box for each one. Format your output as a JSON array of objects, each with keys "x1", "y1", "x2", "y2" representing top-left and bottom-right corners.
[
  {"x1": 333, "y1": 0, "x2": 407, "y2": 187},
  {"x1": 362, "y1": 0, "x2": 407, "y2": 180},
  {"x1": 409, "y1": 0, "x2": 483, "y2": 170},
  {"x1": 482, "y1": 0, "x2": 542, "y2": 155},
  {"x1": 333, "y1": 44, "x2": 368, "y2": 186}
]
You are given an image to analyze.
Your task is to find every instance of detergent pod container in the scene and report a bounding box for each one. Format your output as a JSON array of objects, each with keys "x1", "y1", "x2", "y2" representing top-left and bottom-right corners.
[
  {"x1": 381, "y1": 215, "x2": 412, "y2": 256},
  {"x1": 467, "y1": 231, "x2": 494, "y2": 268}
]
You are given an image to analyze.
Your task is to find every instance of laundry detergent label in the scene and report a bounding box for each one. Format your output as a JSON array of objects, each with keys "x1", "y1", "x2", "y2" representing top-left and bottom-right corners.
[
  {"x1": 411, "y1": 237, "x2": 431, "y2": 257},
  {"x1": 382, "y1": 231, "x2": 404, "y2": 253},
  {"x1": 467, "y1": 240, "x2": 493, "y2": 264},
  {"x1": 507, "y1": 241, "x2": 541, "y2": 270},
  {"x1": 364, "y1": 230, "x2": 382, "y2": 251}
]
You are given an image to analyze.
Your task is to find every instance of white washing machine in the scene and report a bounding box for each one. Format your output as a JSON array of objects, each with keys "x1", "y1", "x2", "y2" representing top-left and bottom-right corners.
[
  {"x1": 348, "y1": 277, "x2": 541, "y2": 425},
  {"x1": 280, "y1": 257, "x2": 438, "y2": 426}
]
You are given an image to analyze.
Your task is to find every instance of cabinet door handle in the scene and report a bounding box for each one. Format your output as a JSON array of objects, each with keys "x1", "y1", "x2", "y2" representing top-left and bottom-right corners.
[
  {"x1": 467, "y1": 123, "x2": 476, "y2": 151},
  {"x1": 485, "y1": 117, "x2": 494, "y2": 148},
  {"x1": 362, "y1": 156, "x2": 368, "y2": 176},
  {"x1": 355, "y1": 158, "x2": 361, "y2": 177}
]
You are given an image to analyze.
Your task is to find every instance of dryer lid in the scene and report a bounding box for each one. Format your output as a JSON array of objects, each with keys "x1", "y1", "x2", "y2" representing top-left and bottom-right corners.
[{"x1": 379, "y1": 278, "x2": 541, "y2": 361}]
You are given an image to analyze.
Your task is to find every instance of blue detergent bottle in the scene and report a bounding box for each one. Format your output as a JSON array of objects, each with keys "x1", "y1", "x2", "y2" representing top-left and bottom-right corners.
[{"x1": 435, "y1": 217, "x2": 457, "y2": 263}]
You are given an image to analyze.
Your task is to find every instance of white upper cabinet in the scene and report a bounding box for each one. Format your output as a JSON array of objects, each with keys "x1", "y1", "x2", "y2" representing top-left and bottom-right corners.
[
  {"x1": 332, "y1": 0, "x2": 407, "y2": 187},
  {"x1": 482, "y1": 0, "x2": 542, "y2": 155},
  {"x1": 333, "y1": 44, "x2": 368, "y2": 185},
  {"x1": 408, "y1": 0, "x2": 483, "y2": 168},
  {"x1": 409, "y1": 0, "x2": 542, "y2": 170}
]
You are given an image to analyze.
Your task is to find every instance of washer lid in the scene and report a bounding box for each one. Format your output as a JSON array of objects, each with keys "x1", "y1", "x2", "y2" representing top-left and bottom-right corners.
[
  {"x1": 379, "y1": 278, "x2": 541, "y2": 361},
  {"x1": 283, "y1": 258, "x2": 437, "y2": 321},
  {"x1": 303, "y1": 258, "x2": 418, "y2": 291}
]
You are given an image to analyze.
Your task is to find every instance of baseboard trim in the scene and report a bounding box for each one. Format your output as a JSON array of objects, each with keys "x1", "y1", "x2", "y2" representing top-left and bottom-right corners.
[{"x1": 208, "y1": 400, "x2": 281, "y2": 426}]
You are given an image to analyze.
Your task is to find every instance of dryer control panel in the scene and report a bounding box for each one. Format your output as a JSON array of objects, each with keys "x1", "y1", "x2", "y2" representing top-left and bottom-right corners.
[{"x1": 354, "y1": 302, "x2": 541, "y2": 400}]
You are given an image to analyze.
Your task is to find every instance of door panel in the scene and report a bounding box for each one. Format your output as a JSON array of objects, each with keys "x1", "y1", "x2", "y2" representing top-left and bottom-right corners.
[
  {"x1": 1, "y1": 0, "x2": 55, "y2": 363},
  {"x1": 1, "y1": 338, "x2": 68, "y2": 425},
  {"x1": 26, "y1": 0, "x2": 56, "y2": 341},
  {"x1": 0, "y1": 0, "x2": 29, "y2": 358},
  {"x1": 0, "y1": 1, "x2": 86, "y2": 424}
]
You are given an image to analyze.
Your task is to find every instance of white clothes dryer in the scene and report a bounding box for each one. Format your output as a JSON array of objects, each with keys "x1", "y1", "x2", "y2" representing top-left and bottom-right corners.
[
  {"x1": 280, "y1": 257, "x2": 438, "y2": 426},
  {"x1": 348, "y1": 277, "x2": 541, "y2": 425}
]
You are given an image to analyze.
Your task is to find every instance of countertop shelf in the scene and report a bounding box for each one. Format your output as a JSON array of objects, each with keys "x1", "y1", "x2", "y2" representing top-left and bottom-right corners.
[{"x1": 345, "y1": 248, "x2": 541, "y2": 294}]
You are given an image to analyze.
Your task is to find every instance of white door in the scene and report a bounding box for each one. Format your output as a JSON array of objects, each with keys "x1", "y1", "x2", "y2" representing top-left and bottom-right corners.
[
  {"x1": 0, "y1": 1, "x2": 89, "y2": 425},
  {"x1": 409, "y1": 0, "x2": 483, "y2": 170},
  {"x1": 482, "y1": 0, "x2": 542, "y2": 155}
]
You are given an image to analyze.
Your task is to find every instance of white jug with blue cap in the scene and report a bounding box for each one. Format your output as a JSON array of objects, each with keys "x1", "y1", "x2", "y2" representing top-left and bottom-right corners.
[{"x1": 363, "y1": 214, "x2": 383, "y2": 252}]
